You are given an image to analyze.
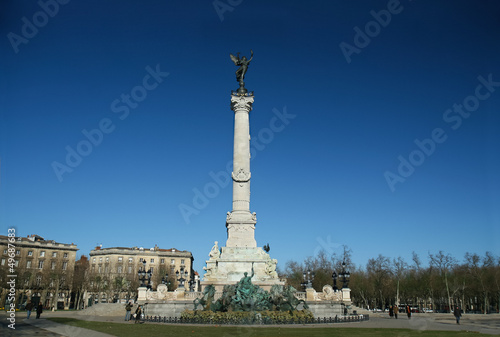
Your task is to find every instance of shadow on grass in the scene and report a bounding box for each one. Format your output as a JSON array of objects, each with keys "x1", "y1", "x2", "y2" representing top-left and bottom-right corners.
[{"x1": 47, "y1": 318, "x2": 486, "y2": 337}]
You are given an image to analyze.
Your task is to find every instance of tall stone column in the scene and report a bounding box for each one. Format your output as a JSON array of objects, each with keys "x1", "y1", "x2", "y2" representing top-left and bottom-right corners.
[{"x1": 226, "y1": 93, "x2": 257, "y2": 248}]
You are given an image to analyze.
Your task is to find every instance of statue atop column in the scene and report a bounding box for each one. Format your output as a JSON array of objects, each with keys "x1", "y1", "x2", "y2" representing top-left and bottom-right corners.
[{"x1": 230, "y1": 50, "x2": 253, "y2": 95}]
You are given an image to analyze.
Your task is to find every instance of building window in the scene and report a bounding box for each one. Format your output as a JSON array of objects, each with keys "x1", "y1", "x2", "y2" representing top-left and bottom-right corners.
[
  {"x1": 63, "y1": 253, "x2": 68, "y2": 258},
  {"x1": 27, "y1": 260, "x2": 32, "y2": 268},
  {"x1": 92, "y1": 258, "x2": 96, "y2": 263},
  {"x1": 181, "y1": 259, "x2": 185, "y2": 265},
  {"x1": 2, "y1": 249, "x2": 6, "y2": 254},
  {"x1": 128, "y1": 266, "x2": 132, "y2": 273},
  {"x1": 38, "y1": 260, "x2": 44, "y2": 269},
  {"x1": 128, "y1": 257, "x2": 133, "y2": 263},
  {"x1": 1, "y1": 258, "x2": 5, "y2": 266},
  {"x1": 52, "y1": 252, "x2": 57, "y2": 258},
  {"x1": 99, "y1": 257, "x2": 103, "y2": 263},
  {"x1": 92, "y1": 265, "x2": 95, "y2": 272},
  {"x1": 171, "y1": 259, "x2": 175, "y2": 264},
  {"x1": 139, "y1": 258, "x2": 143, "y2": 262},
  {"x1": 15, "y1": 260, "x2": 19, "y2": 267},
  {"x1": 105, "y1": 257, "x2": 109, "y2": 262},
  {"x1": 150, "y1": 267, "x2": 154, "y2": 274},
  {"x1": 160, "y1": 258, "x2": 165, "y2": 264},
  {"x1": 36, "y1": 275, "x2": 42, "y2": 286},
  {"x1": 98, "y1": 266, "x2": 102, "y2": 273},
  {"x1": 28, "y1": 251, "x2": 33, "y2": 256},
  {"x1": 150, "y1": 258, "x2": 154, "y2": 263},
  {"x1": 62, "y1": 262, "x2": 67, "y2": 270},
  {"x1": 117, "y1": 266, "x2": 123, "y2": 273},
  {"x1": 16, "y1": 250, "x2": 21, "y2": 255},
  {"x1": 105, "y1": 266, "x2": 109, "y2": 273},
  {"x1": 118, "y1": 257, "x2": 123, "y2": 262},
  {"x1": 40, "y1": 251, "x2": 45, "y2": 257},
  {"x1": 51, "y1": 261, "x2": 56, "y2": 270}
]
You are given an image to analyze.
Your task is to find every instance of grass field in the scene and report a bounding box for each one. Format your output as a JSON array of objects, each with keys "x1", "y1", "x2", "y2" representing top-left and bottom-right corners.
[{"x1": 47, "y1": 318, "x2": 487, "y2": 337}]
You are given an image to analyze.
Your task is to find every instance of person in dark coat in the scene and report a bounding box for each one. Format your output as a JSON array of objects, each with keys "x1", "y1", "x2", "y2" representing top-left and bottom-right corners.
[
  {"x1": 134, "y1": 305, "x2": 142, "y2": 324},
  {"x1": 36, "y1": 304, "x2": 43, "y2": 319},
  {"x1": 388, "y1": 305, "x2": 393, "y2": 317},
  {"x1": 453, "y1": 305, "x2": 462, "y2": 324},
  {"x1": 406, "y1": 305, "x2": 411, "y2": 319},
  {"x1": 125, "y1": 302, "x2": 132, "y2": 321},
  {"x1": 25, "y1": 301, "x2": 34, "y2": 319},
  {"x1": 394, "y1": 305, "x2": 398, "y2": 319}
]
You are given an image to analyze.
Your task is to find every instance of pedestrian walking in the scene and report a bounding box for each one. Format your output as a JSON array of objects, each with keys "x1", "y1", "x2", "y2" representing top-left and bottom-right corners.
[
  {"x1": 134, "y1": 305, "x2": 142, "y2": 324},
  {"x1": 25, "y1": 301, "x2": 34, "y2": 319},
  {"x1": 125, "y1": 302, "x2": 132, "y2": 321},
  {"x1": 406, "y1": 305, "x2": 411, "y2": 319},
  {"x1": 453, "y1": 305, "x2": 462, "y2": 324},
  {"x1": 36, "y1": 304, "x2": 43, "y2": 319},
  {"x1": 388, "y1": 305, "x2": 393, "y2": 317},
  {"x1": 394, "y1": 305, "x2": 398, "y2": 319}
]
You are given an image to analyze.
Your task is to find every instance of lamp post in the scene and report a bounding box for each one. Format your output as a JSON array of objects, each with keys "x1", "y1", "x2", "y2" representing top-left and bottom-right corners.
[
  {"x1": 137, "y1": 260, "x2": 152, "y2": 289},
  {"x1": 175, "y1": 267, "x2": 189, "y2": 288},
  {"x1": 339, "y1": 261, "x2": 350, "y2": 289},
  {"x1": 332, "y1": 270, "x2": 338, "y2": 291},
  {"x1": 301, "y1": 269, "x2": 314, "y2": 290},
  {"x1": 161, "y1": 272, "x2": 171, "y2": 290}
]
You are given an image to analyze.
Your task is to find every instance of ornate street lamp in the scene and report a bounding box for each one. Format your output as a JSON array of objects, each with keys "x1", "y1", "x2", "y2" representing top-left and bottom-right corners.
[
  {"x1": 301, "y1": 269, "x2": 315, "y2": 290},
  {"x1": 339, "y1": 261, "x2": 350, "y2": 289},
  {"x1": 161, "y1": 272, "x2": 171, "y2": 289},
  {"x1": 175, "y1": 267, "x2": 189, "y2": 288},
  {"x1": 188, "y1": 279, "x2": 196, "y2": 292},
  {"x1": 137, "y1": 260, "x2": 152, "y2": 289},
  {"x1": 332, "y1": 270, "x2": 338, "y2": 291}
]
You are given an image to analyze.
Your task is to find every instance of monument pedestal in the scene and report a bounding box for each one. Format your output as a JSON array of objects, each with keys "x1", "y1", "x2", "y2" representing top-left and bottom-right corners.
[{"x1": 201, "y1": 246, "x2": 283, "y2": 292}]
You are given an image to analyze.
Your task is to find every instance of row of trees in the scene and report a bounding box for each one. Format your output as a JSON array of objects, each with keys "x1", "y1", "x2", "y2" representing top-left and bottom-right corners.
[
  {"x1": 279, "y1": 248, "x2": 500, "y2": 314},
  {"x1": 72, "y1": 256, "x2": 179, "y2": 308},
  {"x1": 0, "y1": 255, "x2": 181, "y2": 309},
  {"x1": 0, "y1": 261, "x2": 73, "y2": 309}
]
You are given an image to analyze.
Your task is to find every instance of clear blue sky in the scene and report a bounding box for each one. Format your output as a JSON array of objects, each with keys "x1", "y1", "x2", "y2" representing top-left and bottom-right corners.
[{"x1": 1, "y1": 0, "x2": 499, "y2": 275}]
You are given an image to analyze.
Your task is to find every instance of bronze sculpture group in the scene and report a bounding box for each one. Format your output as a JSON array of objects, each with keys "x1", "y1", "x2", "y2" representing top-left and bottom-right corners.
[{"x1": 194, "y1": 265, "x2": 307, "y2": 312}]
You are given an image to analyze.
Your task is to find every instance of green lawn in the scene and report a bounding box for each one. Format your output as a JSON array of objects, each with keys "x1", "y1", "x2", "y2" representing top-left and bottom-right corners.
[{"x1": 47, "y1": 318, "x2": 485, "y2": 337}]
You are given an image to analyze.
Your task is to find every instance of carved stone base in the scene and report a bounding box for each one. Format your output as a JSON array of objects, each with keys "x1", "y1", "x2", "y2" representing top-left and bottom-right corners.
[{"x1": 202, "y1": 246, "x2": 283, "y2": 292}]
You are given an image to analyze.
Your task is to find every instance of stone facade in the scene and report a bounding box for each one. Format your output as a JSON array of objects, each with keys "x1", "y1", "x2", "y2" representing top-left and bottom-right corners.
[
  {"x1": 88, "y1": 245, "x2": 195, "y2": 303},
  {"x1": 0, "y1": 234, "x2": 78, "y2": 309}
]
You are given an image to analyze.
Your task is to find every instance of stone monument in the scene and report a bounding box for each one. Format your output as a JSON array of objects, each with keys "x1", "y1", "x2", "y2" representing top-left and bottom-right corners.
[{"x1": 201, "y1": 51, "x2": 284, "y2": 291}]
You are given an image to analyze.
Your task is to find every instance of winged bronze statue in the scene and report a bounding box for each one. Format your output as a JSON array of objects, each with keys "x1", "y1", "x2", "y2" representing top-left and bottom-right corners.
[{"x1": 230, "y1": 50, "x2": 253, "y2": 89}]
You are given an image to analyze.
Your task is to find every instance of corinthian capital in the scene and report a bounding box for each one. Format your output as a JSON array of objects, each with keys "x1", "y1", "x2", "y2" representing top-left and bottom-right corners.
[{"x1": 230, "y1": 94, "x2": 254, "y2": 112}]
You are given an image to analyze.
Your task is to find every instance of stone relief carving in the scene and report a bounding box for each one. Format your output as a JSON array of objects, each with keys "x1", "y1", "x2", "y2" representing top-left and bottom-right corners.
[
  {"x1": 231, "y1": 225, "x2": 255, "y2": 233},
  {"x1": 232, "y1": 168, "x2": 251, "y2": 186},
  {"x1": 156, "y1": 284, "x2": 168, "y2": 300},
  {"x1": 322, "y1": 284, "x2": 342, "y2": 301},
  {"x1": 265, "y1": 258, "x2": 278, "y2": 278}
]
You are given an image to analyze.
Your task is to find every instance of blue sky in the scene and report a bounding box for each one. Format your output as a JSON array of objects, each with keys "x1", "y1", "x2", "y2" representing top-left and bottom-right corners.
[{"x1": 1, "y1": 0, "x2": 499, "y2": 275}]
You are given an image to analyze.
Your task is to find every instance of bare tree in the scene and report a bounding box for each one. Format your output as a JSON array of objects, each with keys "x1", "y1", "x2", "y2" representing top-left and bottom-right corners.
[{"x1": 429, "y1": 251, "x2": 456, "y2": 312}]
